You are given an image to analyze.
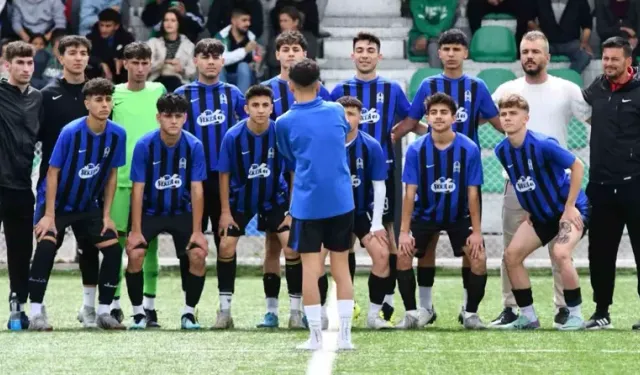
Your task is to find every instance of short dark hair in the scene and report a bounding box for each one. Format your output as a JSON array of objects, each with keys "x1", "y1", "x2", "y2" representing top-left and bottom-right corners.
[
  {"x1": 160, "y1": 9, "x2": 182, "y2": 37},
  {"x1": 231, "y1": 6, "x2": 250, "y2": 17},
  {"x1": 98, "y1": 8, "x2": 121, "y2": 24},
  {"x1": 123, "y1": 41, "x2": 152, "y2": 60},
  {"x1": 279, "y1": 6, "x2": 302, "y2": 24},
  {"x1": 82, "y1": 78, "x2": 115, "y2": 97},
  {"x1": 4, "y1": 41, "x2": 34, "y2": 62},
  {"x1": 58, "y1": 35, "x2": 91, "y2": 56},
  {"x1": 438, "y1": 28, "x2": 469, "y2": 48},
  {"x1": 425, "y1": 93, "x2": 458, "y2": 114},
  {"x1": 29, "y1": 34, "x2": 46, "y2": 44},
  {"x1": 275, "y1": 30, "x2": 308, "y2": 51},
  {"x1": 157, "y1": 93, "x2": 189, "y2": 113},
  {"x1": 352, "y1": 32, "x2": 381, "y2": 51},
  {"x1": 245, "y1": 84, "x2": 274, "y2": 102},
  {"x1": 497, "y1": 93, "x2": 530, "y2": 113},
  {"x1": 50, "y1": 29, "x2": 67, "y2": 44},
  {"x1": 289, "y1": 58, "x2": 320, "y2": 88},
  {"x1": 336, "y1": 96, "x2": 363, "y2": 111},
  {"x1": 602, "y1": 36, "x2": 633, "y2": 58},
  {"x1": 194, "y1": 38, "x2": 225, "y2": 57}
]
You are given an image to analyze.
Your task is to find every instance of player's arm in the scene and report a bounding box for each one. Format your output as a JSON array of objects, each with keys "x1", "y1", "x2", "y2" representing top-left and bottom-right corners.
[
  {"x1": 478, "y1": 82, "x2": 504, "y2": 133},
  {"x1": 369, "y1": 140, "x2": 388, "y2": 235},
  {"x1": 127, "y1": 141, "x2": 149, "y2": 248},
  {"x1": 191, "y1": 181, "x2": 204, "y2": 233},
  {"x1": 466, "y1": 145, "x2": 484, "y2": 255},
  {"x1": 217, "y1": 134, "x2": 239, "y2": 234},
  {"x1": 392, "y1": 83, "x2": 430, "y2": 140},
  {"x1": 544, "y1": 138, "x2": 585, "y2": 229},
  {"x1": 130, "y1": 182, "x2": 144, "y2": 234},
  {"x1": 398, "y1": 184, "x2": 417, "y2": 257},
  {"x1": 275, "y1": 119, "x2": 294, "y2": 161},
  {"x1": 189, "y1": 142, "x2": 208, "y2": 249},
  {"x1": 100, "y1": 168, "x2": 118, "y2": 235}
]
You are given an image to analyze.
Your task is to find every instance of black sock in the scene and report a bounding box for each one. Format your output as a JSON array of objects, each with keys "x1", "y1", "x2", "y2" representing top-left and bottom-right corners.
[
  {"x1": 417, "y1": 267, "x2": 435, "y2": 288},
  {"x1": 125, "y1": 270, "x2": 144, "y2": 307},
  {"x1": 28, "y1": 240, "x2": 58, "y2": 304},
  {"x1": 319, "y1": 273, "x2": 328, "y2": 306},
  {"x1": 461, "y1": 267, "x2": 471, "y2": 293},
  {"x1": 368, "y1": 272, "x2": 386, "y2": 306},
  {"x1": 564, "y1": 288, "x2": 582, "y2": 308},
  {"x1": 79, "y1": 246, "x2": 99, "y2": 286},
  {"x1": 263, "y1": 273, "x2": 281, "y2": 299},
  {"x1": 186, "y1": 272, "x2": 206, "y2": 308},
  {"x1": 217, "y1": 254, "x2": 237, "y2": 294},
  {"x1": 595, "y1": 304, "x2": 609, "y2": 316},
  {"x1": 465, "y1": 272, "x2": 487, "y2": 313},
  {"x1": 285, "y1": 257, "x2": 302, "y2": 297},
  {"x1": 397, "y1": 269, "x2": 417, "y2": 311},
  {"x1": 98, "y1": 244, "x2": 123, "y2": 306},
  {"x1": 348, "y1": 251, "x2": 356, "y2": 284},
  {"x1": 179, "y1": 256, "x2": 189, "y2": 292},
  {"x1": 387, "y1": 254, "x2": 397, "y2": 297},
  {"x1": 512, "y1": 288, "x2": 534, "y2": 308}
]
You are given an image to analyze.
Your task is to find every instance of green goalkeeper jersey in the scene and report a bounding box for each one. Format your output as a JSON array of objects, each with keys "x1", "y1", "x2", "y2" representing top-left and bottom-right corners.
[{"x1": 112, "y1": 81, "x2": 166, "y2": 188}]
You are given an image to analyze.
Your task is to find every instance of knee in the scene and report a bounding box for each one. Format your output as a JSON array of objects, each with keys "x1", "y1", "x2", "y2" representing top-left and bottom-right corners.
[
  {"x1": 126, "y1": 248, "x2": 145, "y2": 270},
  {"x1": 470, "y1": 252, "x2": 487, "y2": 274},
  {"x1": 188, "y1": 247, "x2": 208, "y2": 270},
  {"x1": 397, "y1": 252, "x2": 413, "y2": 271},
  {"x1": 503, "y1": 247, "x2": 521, "y2": 269},
  {"x1": 219, "y1": 238, "x2": 237, "y2": 258},
  {"x1": 283, "y1": 247, "x2": 299, "y2": 260},
  {"x1": 551, "y1": 247, "x2": 572, "y2": 266},
  {"x1": 371, "y1": 247, "x2": 389, "y2": 271}
]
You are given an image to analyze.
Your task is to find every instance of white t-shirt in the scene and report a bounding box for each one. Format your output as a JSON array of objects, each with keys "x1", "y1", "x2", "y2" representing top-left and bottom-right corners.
[{"x1": 492, "y1": 75, "x2": 592, "y2": 148}]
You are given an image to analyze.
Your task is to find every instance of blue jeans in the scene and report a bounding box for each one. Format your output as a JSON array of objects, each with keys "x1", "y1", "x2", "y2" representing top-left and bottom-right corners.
[
  {"x1": 220, "y1": 62, "x2": 253, "y2": 93},
  {"x1": 550, "y1": 40, "x2": 592, "y2": 73}
]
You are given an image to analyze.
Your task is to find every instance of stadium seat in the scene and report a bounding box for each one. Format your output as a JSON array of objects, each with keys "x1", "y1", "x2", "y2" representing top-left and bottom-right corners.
[
  {"x1": 478, "y1": 124, "x2": 505, "y2": 150},
  {"x1": 409, "y1": 68, "x2": 443, "y2": 100},
  {"x1": 477, "y1": 68, "x2": 517, "y2": 93},
  {"x1": 481, "y1": 155, "x2": 505, "y2": 193},
  {"x1": 470, "y1": 26, "x2": 517, "y2": 62},
  {"x1": 548, "y1": 68, "x2": 584, "y2": 86},
  {"x1": 568, "y1": 120, "x2": 588, "y2": 150},
  {"x1": 407, "y1": 29, "x2": 429, "y2": 63},
  {"x1": 550, "y1": 55, "x2": 570, "y2": 63},
  {"x1": 483, "y1": 13, "x2": 515, "y2": 20}
]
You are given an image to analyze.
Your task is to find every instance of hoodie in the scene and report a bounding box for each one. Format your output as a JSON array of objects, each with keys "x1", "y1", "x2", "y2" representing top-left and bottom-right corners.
[
  {"x1": 12, "y1": 0, "x2": 66, "y2": 35},
  {"x1": 86, "y1": 22, "x2": 135, "y2": 83}
]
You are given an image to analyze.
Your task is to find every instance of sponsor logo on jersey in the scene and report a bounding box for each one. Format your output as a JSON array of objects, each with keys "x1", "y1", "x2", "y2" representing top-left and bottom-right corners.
[
  {"x1": 197, "y1": 109, "x2": 226, "y2": 126},
  {"x1": 78, "y1": 163, "x2": 100, "y2": 179},
  {"x1": 155, "y1": 174, "x2": 183, "y2": 190}
]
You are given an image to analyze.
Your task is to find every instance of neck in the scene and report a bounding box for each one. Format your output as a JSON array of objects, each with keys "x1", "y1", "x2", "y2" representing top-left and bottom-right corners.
[
  {"x1": 161, "y1": 130, "x2": 180, "y2": 146},
  {"x1": 431, "y1": 129, "x2": 455, "y2": 148},
  {"x1": 612, "y1": 67, "x2": 632, "y2": 84},
  {"x1": 198, "y1": 74, "x2": 219, "y2": 85},
  {"x1": 63, "y1": 69, "x2": 85, "y2": 84},
  {"x1": 524, "y1": 70, "x2": 549, "y2": 84},
  {"x1": 507, "y1": 127, "x2": 528, "y2": 147},
  {"x1": 346, "y1": 128, "x2": 358, "y2": 143},
  {"x1": 355, "y1": 70, "x2": 377, "y2": 81},
  {"x1": 127, "y1": 80, "x2": 145, "y2": 91},
  {"x1": 443, "y1": 67, "x2": 463, "y2": 79},
  {"x1": 166, "y1": 32, "x2": 178, "y2": 41},
  {"x1": 8, "y1": 77, "x2": 28, "y2": 92},
  {"x1": 279, "y1": 69, "x2": 289, "y2": 81},
  {"x1": 294, "y1": 89, "x2": 317, "y2": 103},
  {"x1": 231, "y1": 27, "x2": 244, "y2": 40},
  {"x1": 86, "y1": 115, "x2": 107, "y2": 133},
  {"x1": 247, "y1": 118, "x2": 269, "y2": 134}
]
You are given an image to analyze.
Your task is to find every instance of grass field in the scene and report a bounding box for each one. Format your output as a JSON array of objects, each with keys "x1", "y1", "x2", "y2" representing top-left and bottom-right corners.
[{"x1": 1, "y1": 271, "x2": 640, "y2": 374}]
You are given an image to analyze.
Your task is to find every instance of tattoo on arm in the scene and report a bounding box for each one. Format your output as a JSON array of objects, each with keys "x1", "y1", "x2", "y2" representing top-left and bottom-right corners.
[{"x1": 556, "y1": 221, "x2": 572, "y2": 244}]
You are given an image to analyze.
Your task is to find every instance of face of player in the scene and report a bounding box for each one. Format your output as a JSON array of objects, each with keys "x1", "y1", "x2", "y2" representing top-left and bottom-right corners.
[
  {"x1": 602, "y1": 47, "x2": 631, "y2": 81},
  {"x1": 99, "y1": 20, "x2": 118, "y2": 39},
  {"x1": 231, "y1": 14, "x2": 251, "y2": 34},
  {"x1": 343, "y1": 106, "x2": 361, "y2": 133},
  {"x1": 6, "y1": 56, "x2": 35, "y2": 85},
  {"x1": 520, "y1": 39, "x2": 549, "y2": 76},
  {"x1": 125, "y1": 58, "x2": 151, "y2": 83},
  {"x1": 352, "y1": 40, "x2": 380, "y2": 75},
  {"x1": 276, "y1": 44, "x2": 306, "y2": 70},
  {"x1": 426, "y1": 103, "x2": 455, "y2": 133},
  {"x1": 499, "y1": 107, "x2": 529, "y2": 135},
  {"x1": 163, "y1": 12, "x2": 179, "y2": 35},
  {"x1": 279, "y1": 13, "x2": 299, "y2": 31},
  {"x1": 245, "y1": 95, "x2": 273, "y2": 126},
  {"x1": 85, "y1": 95, "x2": 113, "y2": 121},
  {"x1": 158, "y1": 112, "x2": 186, "y2": 137},
  {"x1": 438, "y1": 44, "x2": 467, "y2": 70},
  {"x1": 195, "y1": 53, "x2": 224, "y2": 80},
  {"x1": 61, "y1": 45, "x2": 89, "y2": 76}
]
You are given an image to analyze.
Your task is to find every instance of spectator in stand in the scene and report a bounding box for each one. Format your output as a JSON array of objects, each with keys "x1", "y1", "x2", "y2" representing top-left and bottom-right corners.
[
  {"x1": 215, "y1": 6, "x2": 259, "y2": 93},
  {"x1": 0, "y1": 37, "x2": 14, "y2": 79},
  {"x1": 207, "y1": 0, "x2": 264, "y2": 41},
  {"x1": 266, "y1": 6, "x2": 317, "y2": 78},
  {"x1": 595, "y1": 0, "x2": 640, "y2": 59},
  {"x1": 467, "y1": 0, "x2": 531, "y2": 55},
  {"x1": 86, "y1": 8, "x2": 135, "y2": 83},
  {"x1": 12, "y1": 0, "x2": 67, "y2": 42},
  {"x1": 528, "y1": 0, "x2": 593, "y2": 73},
  {"x1": 148, "y1": 8, "x2": 196, "y2": 92},
  {"x1": 141, "y1": 0, "x2": 204, "y2": 43},
  {"x1": 30, "y1": 33, "x2": 51, "y2": 89},
  {"x1": 271, "y1": 0, "x2": 330, "y2": 38},
  {"x1": 0, "y1": 0, "x2": 12, "y2": 39},
  {"x1": 79, "y1": 0, "x2": 122, "y2": 37},
  {"x1": 409, "y1": 0, "x2": 457, "y2": 68}
]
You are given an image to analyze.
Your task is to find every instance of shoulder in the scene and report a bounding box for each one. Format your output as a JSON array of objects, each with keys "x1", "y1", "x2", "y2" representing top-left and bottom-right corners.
[
  {"x1": 60, "y1": 117, "x2": 84, "y2": 136},
  {"x1": 137, "y1": 129, "x2": 158, "y2": 146},
  {"x1": 28, "y1": 86, "x2": 43, "y2": 100},
  {"x1": 174, "y1": 82, "x2": 191, "y2": 94},
  {"x1": 419, "y1": 74, "x2": 443, "y2": 87},
  {"x1": 146, "y1": 81, "x2": 166, "y2": 95},
  {"x1": 408, "y1": 136, "x2": 428, "y2": 154},
  {"x1": 222, "y1": 82, "x2": 243, "y2": 96},
  {"x1": 225, "y1": 119, "x2": 247, "y2": 138},
  {"x1": 183, "y1": 130, "x2": 202, "y2": 146},
  {"x1": 106, "y1": 120, "x2": 127, "y2": 136},
  {"x1": 260, "y1": 77, "x2": 277, "y2": 87},
  {"x1": 494, "y1": 137, "x2": 510, "y2": 155},
  {"x1": 113, "y1": 83, "x2": 128, "y2": 97},
  {"x1": 40, "y1": 80, "x2": 60, "y2": 96},
  {"x1": 495, "y1": 77, "x2": 524, "y2": 94},
  {"x1": 275, "y1": 110, "x2": 293, "y2": 126},
  {"x1": 530, "y1": 130, "x2": 561, "y2": 146},
  {"x1": 360, "y1": 131, "x2": 381, "y2": 147},
  {"x1": 457, "y1": 133, "x2": 480, "y2": 152}
]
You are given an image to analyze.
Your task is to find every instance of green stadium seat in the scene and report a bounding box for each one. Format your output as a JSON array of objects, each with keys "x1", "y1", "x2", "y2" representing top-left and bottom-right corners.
[
  {"x1": 568, "y1": 120, "x2": 588, "y2": 150},
  {"x1": 470, "y1": 26, "x2": 517, "y2": 62},
  {"x1": 483, "y1": 13, "x2": 515, "y2": 20},
  {"x1": 477, "y1": 68, "x2": 517, "y2": 93},
  {"x1": 550, "y1": 55, "x2": 570, "y2": 63},
  {"x1": 409, "y1": 68, "x2": 443, "y2": 100},
  {"x1": 407, "y1": 29, "x2": 429, "y2": 63},
  {"x1": 481, "y1": 155, "x2": 505, "y2": 193},
  {"x1": 548, "y1": 68, "x2": 584, "y2": 86},
  {"x1": 478, "y1": 124, "x2": 505, "y2": 150}
]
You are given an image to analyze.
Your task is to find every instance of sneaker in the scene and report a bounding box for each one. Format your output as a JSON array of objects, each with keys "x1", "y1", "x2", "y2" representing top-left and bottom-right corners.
[
  {"x1": 501, "y1": 315, "x2": 540, "y2": 330},
  {"x1": 302, "y1": 313, "x2": 329, "y2": 330},
  {"x1": 129, "y1": 313, "x2": 147, "y2": 330},
  {"x1": 457, "y1": 305, "x2": 464, "y2": 325},
  {"x1": 352, "y1": 301, "x2": 361, "y2": 322},
  {"x1": 395, "y1": 308, "x2": 432, "y2": 329},
  {"x1": 553, "y1": 307, "x2": 570, "y2": 329},
  {"x1": 632, "y1": 320, "x2": 640, "y2": 330},
  {"x1": 367, "y1": 315, "x2": 393, "y2": 329},
  {"x1": 463, "y1": 313, "x2": 486, "y2": 330},
  {"x1": 211, "y1": 310, "x2": 234, "y2": 329},
  {"x1": 181, "y1": 313, "x2": 201, "y2": 330},
  {"x1": 416, "y1": 307, "x2": 432, "y2": 327},
  {"x1": 145, "y1": 309, "x2": 160, "y2": 328},
  {"x1": 6, "y1": 311, "x2": 30, "y2": 330},
  {"x1": 96, "y1": 313, "x2": 126, "y2": 330},
  {"x1": 110, "y1": 308, "x2": 124, "y2": 324},
  {"x1": 29, "y1": 310, "x2": 52, "y2": 331},
  {"x1": 77, "y1": 305, "x2": 98, "y2": 328},
  {"x1": 288, "y1": 310, "x2": 305, "y2": 329},
  {"x1": 490, "y1": 307, "x2": 518, "y2": 327},
  {"x1": 257, "y1": 312, "x2": 279, "y2": 328},
  {"x1": 427, "y1": 308, "x2": 437, "y2": 325},
  {"x1": 558, "y1": 315, "x2": 585, "y2": 331},
  {"x1": 380, "y1": 302, "x2": 395, "y2": 322},
  {"x1": 585, "y1": 312, "x2": 613, "y2": 330},
  {"x1": 296, "y1": 339, "x2": 322, "y2": 351}
]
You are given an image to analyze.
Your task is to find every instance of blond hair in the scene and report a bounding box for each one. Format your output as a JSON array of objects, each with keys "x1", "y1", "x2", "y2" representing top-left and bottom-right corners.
[
  {"x1": 497, "y1": 93, "x2": 530, "y2": 113},
  {"x1": 521, "y1": 30, "x2": 549, "y2": 54}
]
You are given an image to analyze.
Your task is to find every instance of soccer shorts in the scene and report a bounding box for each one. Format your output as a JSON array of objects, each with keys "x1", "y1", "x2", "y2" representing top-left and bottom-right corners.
[
  {"x1": 289, "y1": 210, "x2": 354, "y2": 253},
  {"x1": 202, "y1": 171, "x2": 222, "y2": 233},
  {"x1": 133, "y1": 213, "x2": 193, "y2": 257},
  {"x1": 531, "y1": 208, "x2": 591, "y2": 246},
  {"x1": 411, "y1": 217, "x2": 472, "y2": 258},
  {"x1": 383, "y1": 171, "x2": 395, "y2": 224},
  {"x1": 112, "y1": 187, "x2": 132, "y2": 235},
  {"x1": 34, "y1": 205, "x2": 117, "y2": 245},
  {"x1": 226, "y1": 204, "x2": 290, "y2": 237},
  {"x1": 353, "y1": 212, "x2": 372, "y2": 247}
]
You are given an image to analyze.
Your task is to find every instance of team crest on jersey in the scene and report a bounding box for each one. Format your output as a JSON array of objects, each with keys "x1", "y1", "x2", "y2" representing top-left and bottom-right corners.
[
  {"x1": 431, "y1": 177, "x2": 456, "y2": 193},
  {"x1": 356, "y1": 158, "x2": 364, "y2": 169},
  {"x1": 464, "y1": 90, "x2": 472, "y2": 102},
  {"x1": 155, "y1": 174, "x2": 183, "y2": 190},
  {"x1": 78, "y1": 163, "x2": 100, "y2": 179},
  {"x1": 376, "y1": 92, "x2": 384, "y2": 103},
  {"x1": 197, "y1": 109, "x2": 226, "y2": 126},
  {"x1": 248, "y1": 163, "x2": 271, "y2": 179},
  {"x1": 351, "y1": 174, "x2": 361, "y2": 187},
  {"x1": 103, "y1": 147, "x2": 110, "y2": 158},
  {"x1": 453, "y1": 161, "x2": 461, "y2": 173},
  {"x1": 455, "y1": 107, "x2": 468, "y2": 123},
  {"x1": 179, "y1": 157, "x2": 187, "y2": 169},
  {"x1": 268, "y1": 148, "x2": 275, "y2": 159},
  {"x1": 360, "y1": 108, "x2": 380, "y2": 124},
  {"x1": 219, "y1": 93, "x2": 228, "y2": 104},
  {"x1": 515, "y1": 176, "x2": 536, "y2": 192}
]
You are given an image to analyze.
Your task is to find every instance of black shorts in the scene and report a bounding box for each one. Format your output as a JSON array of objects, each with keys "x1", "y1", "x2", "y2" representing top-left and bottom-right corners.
[
  {"x1": 203, "y1": 171, "x2": 221, "y2": 235},
  {"x1": 226, "y1": 204, "x2": 289, "y2": 237},
  {"x1": 353, "y1": 213, "x2": 372, "y2": 241},
  {"x1": 532, "y1": 210, "x2": 590, "y2": 246},
  {"x1": 134, "y1": 213, "x2": 193, "y2": 257},
  {"x1": 43, "y1": 209, "x2": 117, "y2": 246},
  {"x1": 289, "y1": 210, "x2": 354, "y2": 253},
  {"x1": 411, "y1": 217, "x2": 472, "y2": 258},
  {"x1": 383, "y1": 172, "x2": 395, "y2": 224}
]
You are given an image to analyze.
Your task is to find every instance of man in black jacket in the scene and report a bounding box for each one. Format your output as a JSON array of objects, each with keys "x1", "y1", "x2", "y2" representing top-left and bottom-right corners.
[
  {"x1": 582, "y1": 37, "x2": 640, "y2": 330},
  {"x1": 86, "y1": 9, "x2": 135, "y2": 84},
  {"x1": 141, "y1": 0, "x2": 204, "y2": 43},
  {"x1": 0, "y1": 41, "x2": 42, "y2": 329}
]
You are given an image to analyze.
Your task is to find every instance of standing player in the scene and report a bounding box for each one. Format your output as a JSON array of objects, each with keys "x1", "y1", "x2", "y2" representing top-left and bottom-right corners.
[
  {"x1": 175, "y1": 38, "x2": 246, "y2": 296},
  {"x1": 336, "y1": 96, "x2": 393, "y2": 329},
  {"x1": 126, "y1": 93, "x2": 208, "y2": 330},
  {"x1": 393, "y1": 29, "x2": 500, "y2": 322},
  {"x1": 109, "y1": 42, "x2": 167, "y2": 327},
  {"x1": 29, "y1": 78, "x2": 127, "y2": 330},
  {"x1": 216, "y1": 85, "x2": 303, "y2": 329},
  {"x1": 276, "y1": 59, "x2": 355, "y2": 350},
  {"x1": 397, "y1": 93, "x2": 487, "y2": 330},
  {"x1": 495, "y1": 94, "x2": 589, "y2": 330},
  {"x1": 330, "y1": 32, "x2": 410, "y2": 322}
]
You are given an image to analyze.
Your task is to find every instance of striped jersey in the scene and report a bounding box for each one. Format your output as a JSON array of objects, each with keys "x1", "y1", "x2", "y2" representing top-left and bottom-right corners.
[
  {"x1": 347, "y1": 130, "x2": 387, "y2": 215},
  {"x1": 261, "y1": 75, "x2": 332, "y2": 120}
]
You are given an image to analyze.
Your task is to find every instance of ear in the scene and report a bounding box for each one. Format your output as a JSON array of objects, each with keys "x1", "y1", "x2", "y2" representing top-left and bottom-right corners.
[
  {"x1": 244, "y1": 103, "x2": 249, "y2": 116},
  {"x1": 156, "y1": 113, "x2": 161, "y2": 123},
  {"x1": 463, "y1": 48, "x2": 469, "y2": 60},
  {"x1": 275, "y1": 49, "x2": 280, "y2": 60},
  {"x1": 84, "y1": 98, "x2": 90, "y2": 111}
]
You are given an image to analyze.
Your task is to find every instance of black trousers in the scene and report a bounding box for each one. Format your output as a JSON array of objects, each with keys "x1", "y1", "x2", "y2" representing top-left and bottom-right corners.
[
  {"x1": 0, "y1": 187, "x2": 35, "y2": 304},
  {"x1": 466, "y1": 0, "x2": 531, "y2": 56},
  {"x1": 587, "y1": 179, "x2": 640, "y2": 310}
]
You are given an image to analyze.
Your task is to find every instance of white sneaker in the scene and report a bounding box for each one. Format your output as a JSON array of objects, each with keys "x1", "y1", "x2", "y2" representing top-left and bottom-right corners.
[
  {"x1": 296, "y1": 339, "x2": 322, "y2": 351},
  {"x1": 337, "y1": 340, "x2": 355, "y2": 350},
  {"x1": 321, "y1": 315, "x2": 329, "y2": 330},
  {"x1": 367, "y1": 315, "x2": 393, "y2": 329},
  {"x1": 416, "y1": 307, "x2": 433, "y2": 327},
  {"x1": 77, "y1": 305, "x2": 98, "y2": 329}
]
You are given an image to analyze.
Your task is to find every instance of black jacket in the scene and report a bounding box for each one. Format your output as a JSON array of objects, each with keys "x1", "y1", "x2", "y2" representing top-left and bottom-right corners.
[
  {"x1": 37, "y1": 78, "x2": 88, "y2": 189},
  {"x1": 583, "y1": 67, "x2": 640, "y2": 184},
  {"x1": 0, "y1": 79, "x2": 42, "y2": 190},
  {"x1": 142, "y1": 0, "x2": 205, "y2": 43},
  {"x1": 595, "y1": 0, "x2": 640, "y2": 41},
  {"x1": 207, "y1": 0, "x2": 263, "y2": 40},
  {"x1": 530, "y1": 0, "x2": 593, "y2": 43},
  {"x1": 86, "y1": 24, "x2": 135, "y2": 84}
]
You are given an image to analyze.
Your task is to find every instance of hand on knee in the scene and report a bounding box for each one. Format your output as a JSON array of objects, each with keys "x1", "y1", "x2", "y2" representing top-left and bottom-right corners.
[
  {"x1": 470, "y1": 256, "x2": 487, "y2": 275},
  {"x1": 219, "y1": 240, "x2": 237, "y2": 259},
  {"x1": 126, "y1": 248, "x2": 145, "y2": 272},
  {"x1": 188, "y1": 248, "x2": 207, "y2": 275},
  {"x1": 397, "y1": 253, "x2": 413, "y2": 271}
]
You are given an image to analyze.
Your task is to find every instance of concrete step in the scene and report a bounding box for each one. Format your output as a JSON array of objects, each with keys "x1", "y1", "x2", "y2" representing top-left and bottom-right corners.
[
  {"x1": 325, "y1": 0, "x2": 401, "y2": 18},
  {"x1": 324, "y1": 38, "x2": 405, "y2": 59},
  {"x1": 318, "y1": 58, "x2": 424, "y2": 71},
  {"x1": 323, "y1": 26, "x2": 411, "y2": 39},
  {"x1": 322, "y1": 16, "x2": 412, "y2": 28}
]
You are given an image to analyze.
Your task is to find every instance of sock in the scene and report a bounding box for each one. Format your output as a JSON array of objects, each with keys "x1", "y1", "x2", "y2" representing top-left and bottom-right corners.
[
  {"x1": 125, "y1": 270, "x2": 144, "y2": 308},
  {"x1": 418, "y1": 287, "x2": 432, "y2": 311},
  {"x1": 266, "y1": 298, "x2": 279, "y2": 314},
  {"x1": 513, "y1": 288, "x2": 537, "y2": 321},
  {"x1": 143, "y1": 296, "x2": 155, "y2": 310},
  {"x1": 465, "y1": 272, "x2": 487, "y2": 314},
  {"x1": 290, "y1": 295, "x2": 302, "y2": 312},
  {"x1": 98, "y1": 244, "x2": 123, "y2": 306},
  {"x1": 520, "y1": 305, "x2": 537, "y2": 321},
  {"x1": 337, "y1": 299, "x2": 354, "y2": 343},
  {"x1": 183, "y1": 305, "x2": 195, "y2": 315},
  {"x1": 368, "y1": 273, "x2": 386, "y2": 318},
  {"x1": 220, "y1": 293, "x2": 233, "y2": 311},
  {"x1": 179, "y1": 256, "x2": 189, "y2": 293},
  {"x1": 461, "y1": 267, "x2": 471, "y2": 308},
  {"x1": 186, "y1": 272, "x2": 206, "y2": 308},
  {"x1": 31, "y1": 302, "x2": 43, "y2": 316},
  {"x1": 217, "y1": 254, "x2": 237, "y2": 310},
  {"x1": 417, "y1": 267, "x2": 435, "y2": 310},
  {"x1": 318, "y1": 273, "x2": 328, "y2": 306},
  {"x1": 28, "y1": 239, "x2": 58, "y2": 304},
  {"x1": 386, "y1": 254, "x2": 397, "y2": 304},
  {"x1": 595, "y1": 303, "x2": 609, "y2": 316},
  {"x1": 111, "y1": 298, "x2": 121, "y2": 310},
  {"x1": 348, "y1": 251, "x2": 356, "y2": 284},
  {"x1": 78, "y1": 247, "x2": 99, "y2": 286},
  {"x1": 263, "y1": 273, "x2": 281, "y2": 313},
  {"x1": 304, "y1": 304, "x2": 323, "y2": 344},
  {"x1": 285, "y1": 257, "x2": 302, "y2": 307},
  {"x1": 142, "y1": 239, "x2": 159, "y2": 298},
  {"x1": 113, "y1": 236, "x2": 126, "y2": 300},
  {"x1": 564, "y1": 288, "x2": 582, "y2": 317},
  {"x1": 83, "y1": 286, "x2": 96, "y2": 308},
  {"x1": 397, "y1": 268, "x2": 417, "y2": 311},
  {"x1": 97, "y1": 304, "x2": 110, "y2": 315},
  {"x1": 321, "y1": 305, "x2": 328, "y2": 319},
  {"x1": 132, "y1": 304, "x2": 144, "y2": 316}
]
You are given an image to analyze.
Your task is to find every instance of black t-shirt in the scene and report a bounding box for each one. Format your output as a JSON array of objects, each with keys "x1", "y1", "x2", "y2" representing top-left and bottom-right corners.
[{"x1": 227, "y1": 33, "x2": 253, "y2": 73}]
